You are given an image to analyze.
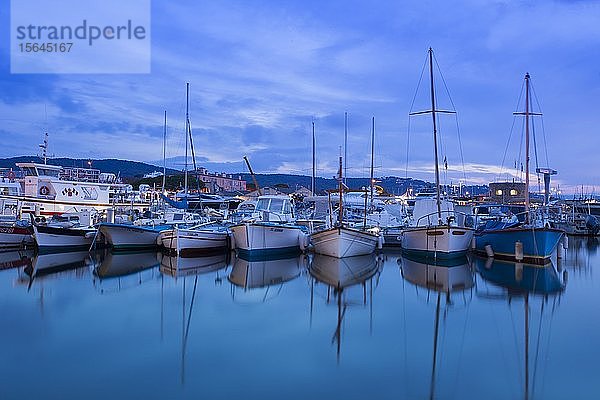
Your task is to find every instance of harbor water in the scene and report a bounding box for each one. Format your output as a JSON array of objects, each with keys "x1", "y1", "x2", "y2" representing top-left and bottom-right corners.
[{"x1": 1, "y1": 237, "x2": 598, "y2": 400}]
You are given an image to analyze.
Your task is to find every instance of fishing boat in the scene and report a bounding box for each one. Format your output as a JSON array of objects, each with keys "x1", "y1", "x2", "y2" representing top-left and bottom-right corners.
[
  {"x1": 32, "y1": 211, "x2": 97, "y2": 250},
  {"x1": 474, "y1": 73, "x2": 563, "y2": 264},
  {"x1": 159, "y1": 224, "x2": 230, "y2": 256},
  {"x1": 230, "y1": 194, "x2": 309, "y2": 258},
  {"x1": 0, "y1": 223, "x2": 34, "y2": 248},
  {"x1": 401, "y1": 48, "x2": 473, "y2": 259},
  {"x1": 310, "y1": 156, "x2": 382, "y2": 258},
  {"x1": 97, "y1": 222, "x2": 172, "y2": 250}
]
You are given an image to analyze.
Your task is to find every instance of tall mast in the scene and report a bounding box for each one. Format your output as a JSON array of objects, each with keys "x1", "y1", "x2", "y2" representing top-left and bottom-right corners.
[
  {"x1": 525, "y1": 73, "x2": 531, "y2": 218},
  {"x1": 344, "y1": 112, "x2": 348, "y2": 185},
  {"x1": 338, "y1": 156, "x2": 343, "y2": 226},
  {"x1": 369, "y1": 116, "x2": 375, "y2": 209},
  {"x1": 162, "y1": 110, "x2": 167, "y2": 193},
  {"x1": 184, "y1": 83, "x2": 189, "y2": 196},
  {"x1": 428, "y1": 48, "x2": 442, "y2": 221},
  {"x1": 312, "y1": 121, "x2": 316, "y2": 195}
]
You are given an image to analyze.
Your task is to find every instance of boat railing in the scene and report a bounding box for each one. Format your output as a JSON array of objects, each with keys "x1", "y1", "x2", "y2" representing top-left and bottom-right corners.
[{"x1": 415, "y1": 210, "x2": 472, "y2": 228}]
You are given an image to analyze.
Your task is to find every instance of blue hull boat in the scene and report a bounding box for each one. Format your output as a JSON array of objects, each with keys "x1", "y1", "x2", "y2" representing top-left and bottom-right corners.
[{"x1": 474, "y1": 225, "x2": 563, "y2": 264}]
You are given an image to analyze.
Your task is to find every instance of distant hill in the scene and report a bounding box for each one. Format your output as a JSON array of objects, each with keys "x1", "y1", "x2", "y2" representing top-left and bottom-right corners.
[
  {"x1": 0, "y1": 156, "x2": 488, "y2": 195},
  {"x1": 0, "y1": 156, "x2": 179, "y2": 179},
  {"x1": 240, "y1": 173, "x2": 489, "y2": 196}
]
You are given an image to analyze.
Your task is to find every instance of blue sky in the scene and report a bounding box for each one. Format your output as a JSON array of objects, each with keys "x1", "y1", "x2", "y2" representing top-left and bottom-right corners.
[{"x1": 1, "y1": 0, "x2": 599, "y2": 193}]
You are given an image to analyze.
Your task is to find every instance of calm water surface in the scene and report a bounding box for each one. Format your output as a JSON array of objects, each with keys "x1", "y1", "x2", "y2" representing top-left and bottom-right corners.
[{"x1": 1, "y1": 238, "x2": 599, "y2": 400}]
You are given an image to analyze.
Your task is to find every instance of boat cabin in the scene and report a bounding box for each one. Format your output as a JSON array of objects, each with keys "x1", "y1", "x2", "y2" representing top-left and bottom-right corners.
[{"x1": 254, "y1": 195, "x2": 294, "y2": 222}]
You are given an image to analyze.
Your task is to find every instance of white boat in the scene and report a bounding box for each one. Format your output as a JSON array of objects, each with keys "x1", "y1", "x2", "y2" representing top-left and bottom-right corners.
[
  {"x1": 401, "y1": 48, "x2": 473, "y2": 259},
  {"x1": 159, "y1": 224, "x2": 230, "y2": 256},
  {"x1": 98, "y1": 222, "x2": 172, "y2": 250},
  {"x1": 0, "y1": 224, "x2": 34, "y2": 248},
  {"x1": 230, "y1": 195, "x2": 308, "y2": 258},
  {"x1": 32, "y1": 212, "x2": 98, "y2": 249},
  {"x1": 310, "y1": 157, "x2": 382, "y2": 258},
  {"x1": 33, "y1": 224, "x2": 96, "y2": 249},
  {"x1": 311, "y1": 225, "x2": 381, "y2": 258}
]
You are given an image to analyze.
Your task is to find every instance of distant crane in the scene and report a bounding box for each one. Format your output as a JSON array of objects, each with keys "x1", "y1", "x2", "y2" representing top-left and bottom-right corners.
[{"x1": 243, "y1": 156, "x2": 262, "y2": 195}]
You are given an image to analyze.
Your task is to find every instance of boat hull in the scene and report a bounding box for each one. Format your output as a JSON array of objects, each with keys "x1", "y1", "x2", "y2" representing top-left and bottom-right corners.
[
  {"x1": 0, "y1": 226, "x2": 34, "y2": 248},
  {"x1": 231, "y1": 223, "x2": 307, "y2": 258},
  {"x1": 311, "y1": 226, "x2": 380, "y2": 258},
  {"x1": 159, "y1": 227, "x2": 229, "y2": 256},
  {"x1": 33, "y1": 225, "x2": 95, "y2": 249},
  {"x1": 99, "y1": 223, "x2": 169, "y2": 250},
  {"x1": 401, "y1": 225, "x2": 473, "y2": 260},
  {"x1": 474, "y1": 227, "x2": 563, "y2": 264}
]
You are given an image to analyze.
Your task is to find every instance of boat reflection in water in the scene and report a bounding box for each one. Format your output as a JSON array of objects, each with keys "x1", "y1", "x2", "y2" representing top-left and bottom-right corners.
[
  {"x1": 399, "y1": 254, "x2": 474, "y2": 400},
  {"x1": 91, "y1": 249, "x2": 161, "y2": 293},
  {"x1": 309, "y1": 253, "x2": 382, "y2": 362},
  {"x1": 228, "y1": 253, "x2": 307, "y2": 303},
  {"x1": 474, "y1": 257, "x2": 566, "y2": 400},
  {"x1": 23, "y1": 249, "x2": 91, "y2": 289},
  {"x1": 0, "y1": 249, "x2": 34, "y2": 271},
  {"x1": 159, "y1": 250, "x2": 231, "y2": 279}
]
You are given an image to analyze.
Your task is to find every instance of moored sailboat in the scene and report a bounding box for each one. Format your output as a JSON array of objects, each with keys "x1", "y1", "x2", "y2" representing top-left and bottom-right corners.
[
  {"x1": 474, "y1": 73, "x2": 563, "y2": 264},
  {"x1": 401, "y1": 48, "x2": 473, "y2": 259}
]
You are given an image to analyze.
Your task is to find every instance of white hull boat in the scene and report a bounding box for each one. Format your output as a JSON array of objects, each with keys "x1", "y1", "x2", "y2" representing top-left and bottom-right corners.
[
  {"x1": 401, "y1": 224, "x2": 473, "y2": 259},
  {"x1": 159, "y1": 226, "x2": 229, "y2": 256},
  {"x1": 99, "y1": 223, "x2": 170, "y2": 250},
  {"x1": 33, "y1": 225, "x2": 96, "y2": 249},
  {"x1": 311, "y1": 226, "x2": 381, "y2": 258},
  {"x1": 230, "y1": 222, "x2": 308, "y2": 258},
  {"x1": 0, "y1": 225, "x2": 34, "y2": 248}
]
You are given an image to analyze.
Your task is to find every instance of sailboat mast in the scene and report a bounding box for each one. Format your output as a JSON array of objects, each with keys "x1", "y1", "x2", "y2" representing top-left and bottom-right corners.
[
  {"x1": 428, "y1": 48, "x2": 442, "y2": 221},
  {"x1": 312, "y1": 121, "x2": 316, "y2": 195},
  {"x1": 338, "y1": 156, "x2": 343, "y2": 226},
  {"x1": 525, "y1": 73, "x2": 531, "y2": 218},
  {"x1": 162, "y1": 110, "x2": 167, "y2": 193},
  {"x1": 184, "y1": 83, "x2": 189, "y2": 196},
  {"x1": 369, "y1": 116, "x2": 375, "y2": 209},
  {"x1": 344, "y1": 112, "x2": 348, "y2": 185}
]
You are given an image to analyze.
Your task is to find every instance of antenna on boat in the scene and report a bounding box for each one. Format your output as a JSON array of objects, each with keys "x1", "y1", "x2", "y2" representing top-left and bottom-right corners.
[{"x1": 39, "y1": 131, "x2": 49, "y2": 165}]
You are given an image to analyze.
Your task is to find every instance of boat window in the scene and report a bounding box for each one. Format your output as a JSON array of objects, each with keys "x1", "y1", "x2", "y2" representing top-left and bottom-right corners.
[
  {"x1": 22, "y1": 167, "x2": 37, "y2": 176},
  {"x1": 495, "y1": 189, "x2": 503, "y2": 196},
  {"x1": 510, "y1": 189, "x2": 518, "y2": 196},
  {"x1": 269, "y1": 198, "x2": 284, "y2": 212},
  {"x1": 283, "y1": 200, "x2": 292, "y2": 214},
  {"x1": 256, "y1": 198, "x2": 271, "y2": 212},
  {"x1": 38, "y1": 168, "x2": 60, "y2": 177},
  {"x1": 173, "y1": 213, "x2": 183, "y2": 221}
]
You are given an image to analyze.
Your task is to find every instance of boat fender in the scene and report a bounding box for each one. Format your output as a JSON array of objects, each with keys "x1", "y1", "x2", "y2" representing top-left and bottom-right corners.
[
  {"x1": 377, "y1": 234, "x2": 384, "y2": 249},
  {"x1": 156, "y1": 234, "x2": 163, "y2": 247},
  {"x1": 515, "y1": 241, "x2": 524, "y2": 261},
  {"x1": 562, "y1": 235, "x2": 569, "y2": 249},
  {"x1": 484, "y1": 244, "x2": 494, "y2": 258},
  {"x1": 230, "y1": 232, "x2": 237, "y2": 250},
  {"x1": 299, "y1": 233, "x2": 309, "y2": 251}
]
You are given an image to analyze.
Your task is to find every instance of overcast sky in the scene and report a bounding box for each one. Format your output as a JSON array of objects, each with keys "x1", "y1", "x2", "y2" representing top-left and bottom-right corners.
[{"x1": 1, "y1": 0, "x2": 599, "y2": 193}]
